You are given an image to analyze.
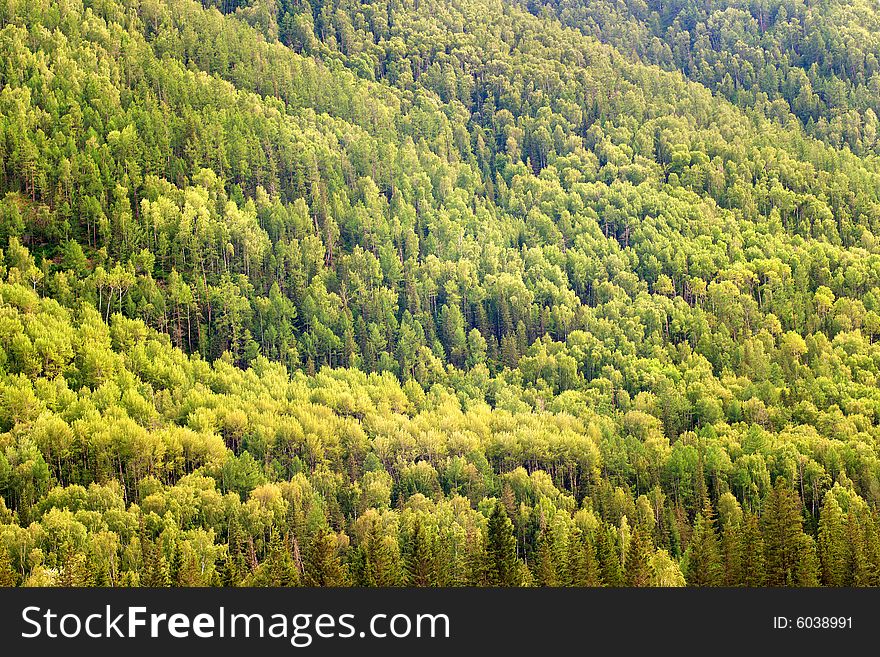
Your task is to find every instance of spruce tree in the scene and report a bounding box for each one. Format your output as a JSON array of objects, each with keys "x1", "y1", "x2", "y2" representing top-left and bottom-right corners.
[
  {"x1": 169, "y1": 541, "x2": 184, "y2": 586},
  {"x1": 595, "y1": 526, "x2": 624, "y2": 587},
  {"x1": 361, "y1": 520, "x2": 403, "y2": 587},
  {"x1": 739, "y1": 511, "x2": 766, "y2": 587},
  {"x1": 857, "y1": 509, "x2": 880, "y2": 586},
  {"x1": 260, "y1": 530, "x2": 300, "y2": 587},
  {"x1": 720, "y1": 521, "x2": 743, "y2": 586},
  {"x1": 217, "y1": 552, "x2": 240, "y2": 587},
  {"x1": 624, "y1": 529, "x2": 653, "y2": 587},
  {"x1": 845, "y1": 509, "x2": 869, "y2": 586},
  {"x1": 761, "y1": 478, "x2": 818, "y2": 586},
  {"x1": 817, "y1": 492, "x2": 847, "y2": 586},
  {"x1": 404, "y1": 519, "x2": 436, "y2": 587},
  {"x1": 566, "y1": 527, "x2": 602, "y2": 587},
  {"x1": 464, "y1": 530, "x2": 488, "y2": 586},
  {"x1": 533, "y1": 523, "x2": 559, "y2": 587},
  {"x1": 684, "y1": 501, "x2": 723, "y2": 586},
  {"x1": 486, "y1": 502, "x2": 520, "y2": 586},
  {"x1": 305, "y1": 528, "x2": 348, "y2": 587}
]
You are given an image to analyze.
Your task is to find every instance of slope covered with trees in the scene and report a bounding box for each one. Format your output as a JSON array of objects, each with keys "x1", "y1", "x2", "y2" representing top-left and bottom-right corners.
[
  {"x1": 1, "y1": 0, "x2": 880, "y2": 586},
  {"x1": 523, "y1": 0, "x2": 880, "y2": 155}
]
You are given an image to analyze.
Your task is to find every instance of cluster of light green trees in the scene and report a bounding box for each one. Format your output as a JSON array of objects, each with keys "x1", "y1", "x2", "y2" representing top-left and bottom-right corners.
[{"x1": 1, "y1": 0, "x2": 880, "y2": 586}]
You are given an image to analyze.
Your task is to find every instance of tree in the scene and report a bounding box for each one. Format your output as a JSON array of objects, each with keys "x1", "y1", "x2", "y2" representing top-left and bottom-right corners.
[
  {"x1": 0, "y1": 545, "x2": 17, "y2": 587},
  {"x1": 305, "y1": 528, "x2": 348, "y2": 587},
  {"x1": 761, "y1": 478, "x2": 819, "y2": 587},
  {"x1": 404, "y1": 519, "x2": 436, "y2": 587},
  {"x1": 360, "y1": 521, "x2": 403, "y2": 587},
  {"x1": 739, "y1": 511, "x2": 766, "y2": 587},
  {"x1": 684, "y1": 501, "x2": 723, "y2": 586},
  {"x1": 817, "y1": 492, "x2": 847, "y2": 586},
  {"x1": 486, "y1": 502, "x2": 520, "y2": 586},
  {"x1": 649, "y1": 550, "x2": 686, "y2": 587},
  {"x1": 625, "y1": 529, "x2": 653, "y2": 587},
  {"x1": 251, "y1": 530, "x2": 300, "y2": 587},
  {"x1": 533, "y1": 522, "x2": 559, "y2": 587},
  {"x1": 566, "y1": 527, "x2": 601, "y2": 586},
  {"x1": 595, "y1": 526, "x2": 624, "y2": 587}
]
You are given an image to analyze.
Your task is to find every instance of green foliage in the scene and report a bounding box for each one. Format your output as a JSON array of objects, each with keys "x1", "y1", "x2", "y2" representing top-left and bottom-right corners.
[
  {"x1": 0, "y1": 0, "x2": 879, "y2": 587},
  {"x1": 486, "y1": 503, "x2": 521, "y2": 586}
]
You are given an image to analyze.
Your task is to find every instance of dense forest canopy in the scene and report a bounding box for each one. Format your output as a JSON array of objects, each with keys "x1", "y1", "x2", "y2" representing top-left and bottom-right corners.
[{"x1": 1, "y1": 0, "x2": 880, "y2": 586}]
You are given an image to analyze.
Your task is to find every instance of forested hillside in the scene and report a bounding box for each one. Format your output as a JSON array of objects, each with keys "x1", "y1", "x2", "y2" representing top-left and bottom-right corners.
[
  {"x1": 1, "y1": 0, "x2": 880, "y2": 586},
  {"x1": 525, "y1": 0, "x2": 880, "y2": 155}
]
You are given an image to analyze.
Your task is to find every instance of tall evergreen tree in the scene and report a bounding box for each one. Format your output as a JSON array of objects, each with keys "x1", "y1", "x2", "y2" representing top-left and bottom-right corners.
[
  {"x1": 739, "y1": 511, "x2": 766, "y2": 587},
  {"x1": 684, "y1": 502, "x2": 722, "y2": 586},
  {"x1": 533, "y1": 523, "x2": 559, "y2": 587},
  {"x1": 624, "y1": 529, "x2": 653, "y2": 587},
  {"x1": 360, "y1": 521, "x2": 403, "y2": 587},
  {"x1": 595, "y1": 526, "x2": 624, "y2": 587},
  {"x1": 404, "y1": 519, "x2": 436, "y2": 587},
  {"x1": 486, "y1": 502, "x2": 520, "y2": 586},
  {"x1": 566, "y1": 527, "x2": 602, "y2": 587},
  {"x1": 761, "y1": 478, "x2": 818, "y2": 587},
  {"x1": 817, "y1": 492, "x2": 847, "y2": 586},
  {"x1": 305, "y1": 528, "x2": 348, "y2": 587}
]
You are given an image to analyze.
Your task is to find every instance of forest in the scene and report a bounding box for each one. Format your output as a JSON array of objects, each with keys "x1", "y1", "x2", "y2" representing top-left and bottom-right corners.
[{"x1": 1, "y1": 0, "x2": 880, "y2": 586}]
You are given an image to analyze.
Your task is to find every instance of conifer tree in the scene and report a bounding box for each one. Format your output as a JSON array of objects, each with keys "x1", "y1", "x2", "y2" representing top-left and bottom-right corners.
[
  {"x1": 624, "y1": 529, "x2": 653, "y2": 587},
  {"x1": 595, "y1": 526, "x2": 624, "y2": 587},
  {"x1": 566, "y1": 527, "x2": 601, "y2": 587},
  {"x1": 761, "y1": 478, "x2": 818, "y2": 586},
  {"x1": 464, "y1": 530, "x2": 488, "y2": 587},
  {"x1": 486, "y1": 502, "x2": 520, "y2": 586},
  {"x1": 817, "y1": 492, "x2": 847, "y2": 586},
  {"x1": 361, "y1": 520, "x2": 403, "y2": 587},
  {"x1": 404, "y1": 519, "x2": 436, "y2": 587},
  {"x1": 533, "y1": 523, "x2": 559, "y2": 587},
  {"x1": 856, "y1": 509, "x2": 880, "y2": 586},
  {"x1": 217, "y1": 552, "x2": 240, "y2": 587},
  {"x1": 684, "y1": 502, "x2": 722, "y2": 586},
  {"x1": 305, "y1": 528, "x2": 348, "y2": 587},
  {"x1": 739, "y1": 511, "x2": 766, "y2": 587},
  {"x1": 844, "y1": 509, "x2": 873, "y2": 587},
  {"x1": 256, "y1": 530, "x2": 300, "y2": 587}
]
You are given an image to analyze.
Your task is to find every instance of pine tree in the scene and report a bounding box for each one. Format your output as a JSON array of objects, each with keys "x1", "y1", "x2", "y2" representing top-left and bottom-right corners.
[
  {"x1": 486, "y1": 502, "x2": 520, "y2": 586},
  {"x1": 624, "y1": 529, "x2": 653, "y2": 587},
  {"x1": 305, "y1": 528, "x2": 348, "y2": 586},
  {"x1": 533, "y1": 523, "x2": 559, "y2": 586},
  {"x1": 739, "y1": 511, "x2": 766, "y2": 586},
  {"x1": 404, "y1": 519, "x2": 436, "y2": 587},
  {"x1": 817, "y1": 492, "x2": 847, "y2": 586},
  {"x1": 361, "y1": 520, "x2": 403, "y2": 587},
  {"x1": 595, "y1": 526, "x2": 624, "y2": 587},
  {"x1": 761, "y1": 478, "x2": 818, "y2": 586},
  {"x1": 566, "y1": 527, "x2": 601, "y2": 586},
  {"x1": 684, "y1": 501, "x2": 723, "y2": 586},
  {"x1": 258, "y1": 530, "x2": 300, "y2": 586}
]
